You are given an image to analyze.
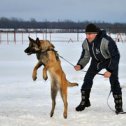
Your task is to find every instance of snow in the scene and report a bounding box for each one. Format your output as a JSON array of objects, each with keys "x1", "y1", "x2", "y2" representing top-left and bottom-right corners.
[{"x1": 0, "y1": 33, "x2": 126, "y2": 126}]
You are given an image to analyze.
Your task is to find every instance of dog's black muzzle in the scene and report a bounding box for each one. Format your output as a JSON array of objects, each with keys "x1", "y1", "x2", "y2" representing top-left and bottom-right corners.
[
  {"x1": 24, "y1": 47, "x2": 34, "y2": 55},
  {"x1": 24, "y1": 47, "x2": 40, "y2": 55}
]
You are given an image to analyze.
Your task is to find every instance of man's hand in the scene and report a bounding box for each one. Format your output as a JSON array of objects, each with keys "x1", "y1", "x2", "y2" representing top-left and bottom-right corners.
[
  {"x1": 74, "y1": 65, "x2": 81, "y2": 71},
  {"x1": 104, "y1": 71, "x2": 111, "y2": 78}
]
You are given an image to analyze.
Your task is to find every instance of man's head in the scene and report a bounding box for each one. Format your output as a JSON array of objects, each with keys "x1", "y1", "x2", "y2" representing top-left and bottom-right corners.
[{"x1": 85, "y1": 23, "x2": 100, "y2": 42}]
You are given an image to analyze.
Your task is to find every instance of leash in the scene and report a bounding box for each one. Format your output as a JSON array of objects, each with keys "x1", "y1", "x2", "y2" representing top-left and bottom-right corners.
[
  {"x1": 59, "y1": 55, "x2": 104, "y2": 76},
  {"x1": 107, "y1": 90, "x2": 115, "y2": 112},
  {"x1": 107, "y1": 90, "x2": 126, "y2": 114}
]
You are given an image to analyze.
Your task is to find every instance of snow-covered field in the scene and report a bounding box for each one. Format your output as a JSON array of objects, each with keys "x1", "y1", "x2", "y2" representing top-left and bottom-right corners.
[{"x1": 0, "y1": 33, "x2": 126, "y2": 126}]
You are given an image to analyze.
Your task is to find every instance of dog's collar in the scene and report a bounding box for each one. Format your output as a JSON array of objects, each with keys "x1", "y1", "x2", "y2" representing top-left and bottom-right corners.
[
  {"x1": 40, "y1": 48, "x2": 59, "y2": 61},
  {"x1": 40, "y1": 48, "x2": 55, "y2": 53}
]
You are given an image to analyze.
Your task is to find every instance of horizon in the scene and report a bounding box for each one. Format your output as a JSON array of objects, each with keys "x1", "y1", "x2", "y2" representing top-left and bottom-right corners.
[{"x1": 0, "y1": 16, "x2": 126, "y2": 24}]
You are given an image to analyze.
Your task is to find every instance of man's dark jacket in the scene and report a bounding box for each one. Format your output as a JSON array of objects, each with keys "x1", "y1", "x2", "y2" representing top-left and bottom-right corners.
[{"x1": 77, "y1": 30, "x2": 120, "y2": 72}]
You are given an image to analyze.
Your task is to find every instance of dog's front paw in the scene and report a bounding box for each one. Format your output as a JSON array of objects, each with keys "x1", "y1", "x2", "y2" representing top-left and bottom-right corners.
[
  {"x1": 32, "y1": 76, "x2": 37, "y2": 81},
  {"x1": 43, "y1": 76, "x2": 48, "y2": 81},
  {"x1": 32, "y1": 71, "x2": 37, "y2": 81},
  {"x1": 32, "y1": 73, "x2": 37, "y2": 81}
]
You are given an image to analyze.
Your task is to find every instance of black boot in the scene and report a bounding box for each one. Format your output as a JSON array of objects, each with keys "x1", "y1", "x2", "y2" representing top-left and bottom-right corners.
[
  {"x1": 113, "y1": 94, "x2": 123, "y2": 114},
  {"x1": 76, "y1": 89, "x2": 91, "y2": 111}
]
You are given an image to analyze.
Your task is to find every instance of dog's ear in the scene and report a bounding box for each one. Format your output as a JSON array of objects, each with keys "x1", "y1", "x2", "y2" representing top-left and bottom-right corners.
[
  {"x1": 51, "y1": 43, "x2": 55, "y2": 49},
  {"x1": 49, "y1": 43, "x2": 55, "y2": 49},
  {"x1": 36, "y1": 37, "x2": 39, "y2": 42},
  {"x1": 28, "y1": 36, "x2": 35, "y2": 42},
  {"x1": 36, "y1": 37, "x2": 40, "y2": 46}
]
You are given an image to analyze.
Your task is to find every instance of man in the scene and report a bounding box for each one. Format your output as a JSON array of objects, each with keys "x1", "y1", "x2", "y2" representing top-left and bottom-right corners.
[{"x1": 74, "y1": 23, "x2": 123, "y2": 114}]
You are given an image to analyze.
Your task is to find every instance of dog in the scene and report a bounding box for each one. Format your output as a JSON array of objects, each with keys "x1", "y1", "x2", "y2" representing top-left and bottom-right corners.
[{"x1": 24, "y1": 37, "x2": 78, "y2": 118}]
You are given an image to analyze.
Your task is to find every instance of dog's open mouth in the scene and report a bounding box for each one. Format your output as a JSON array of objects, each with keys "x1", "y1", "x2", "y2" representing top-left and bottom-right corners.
[
  {"x1": 27, "y1": 52, "x2": 32, "y2": 55},
  {"x1": 24, "y1": 50, "x2": 32, "y2": 55}
]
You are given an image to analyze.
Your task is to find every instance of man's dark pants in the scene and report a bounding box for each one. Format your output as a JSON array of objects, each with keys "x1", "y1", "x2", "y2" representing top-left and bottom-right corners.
[{"x1": 81, "y1": 59, "x2": 122, "y2": 95}]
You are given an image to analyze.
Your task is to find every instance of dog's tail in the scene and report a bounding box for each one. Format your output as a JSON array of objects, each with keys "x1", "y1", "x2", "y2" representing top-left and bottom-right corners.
[{"x1": 67, "y1": 81, "x2": 78, "y2": 87}]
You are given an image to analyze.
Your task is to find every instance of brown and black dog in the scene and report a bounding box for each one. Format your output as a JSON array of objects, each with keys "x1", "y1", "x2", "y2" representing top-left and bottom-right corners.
[{"x1": 24, "y1": 37, "x2": 78, "y2": 118}]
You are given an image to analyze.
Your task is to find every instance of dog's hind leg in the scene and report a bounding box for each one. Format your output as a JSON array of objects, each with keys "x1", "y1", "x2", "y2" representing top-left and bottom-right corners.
[
  {"x1": 60, "y1": 86, "x2": 68, "y2": 119},
  {"x1": 50, "y1": 80, "x2": 58, "y2": 117}
]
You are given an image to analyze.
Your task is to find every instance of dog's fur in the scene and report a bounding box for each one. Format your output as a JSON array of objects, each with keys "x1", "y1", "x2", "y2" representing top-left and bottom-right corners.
[{"x1": 24, "y1": 37, "x2": 78, "y2": 118}]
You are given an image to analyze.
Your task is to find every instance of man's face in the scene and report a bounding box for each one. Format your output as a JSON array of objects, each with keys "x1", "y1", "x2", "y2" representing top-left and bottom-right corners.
[{"x1": 86, "y1": 33, "x2": 97, "y2": 42}]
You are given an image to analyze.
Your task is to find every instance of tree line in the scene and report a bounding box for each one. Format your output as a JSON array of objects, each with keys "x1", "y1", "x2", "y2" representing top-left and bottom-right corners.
[{"x1": 0, "y1": 17, "x2": 126, "y2": 33}]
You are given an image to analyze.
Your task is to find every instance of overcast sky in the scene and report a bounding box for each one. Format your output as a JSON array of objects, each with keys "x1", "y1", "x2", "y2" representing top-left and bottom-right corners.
[{"x1": 0, "y1": 0, "x2": 126, "y2": 23}]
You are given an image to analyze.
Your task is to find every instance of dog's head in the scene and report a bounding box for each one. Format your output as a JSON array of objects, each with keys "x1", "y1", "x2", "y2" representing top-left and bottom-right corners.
[
  {"x1": 24, "y1": 37, "x2": 55, "y2": 55},
  {"x1": 24, "y1": 37, "x2": 41, "y2": 55}
]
